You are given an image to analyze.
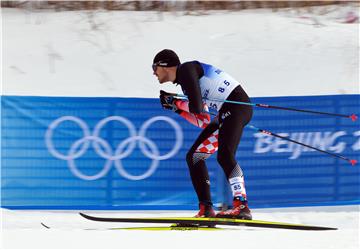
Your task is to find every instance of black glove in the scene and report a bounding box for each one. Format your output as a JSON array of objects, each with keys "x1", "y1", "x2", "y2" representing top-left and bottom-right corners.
[{"x1": 159, "y1": 90, "x2": 178, "y2": 111}]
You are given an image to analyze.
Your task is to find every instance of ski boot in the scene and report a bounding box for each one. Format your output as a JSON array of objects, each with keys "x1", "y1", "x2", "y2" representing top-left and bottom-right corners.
[
  {"x1": 194, "y1": 202, "x2": 216, "y2": 218},
  {"x1": 216, "y1": 198, "x2": 252, "y2": 220},
  {"x1": 173, "y1": 202, "x2": 216, "y2": 229}
]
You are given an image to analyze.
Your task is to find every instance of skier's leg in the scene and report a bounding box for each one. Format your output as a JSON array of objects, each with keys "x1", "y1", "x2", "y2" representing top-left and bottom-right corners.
[
  {"x1": 186, "y1": 118, "x2": 219, "y2": 217},
  {"x1": 216, "y1": 102, "x2": 253, "y2": 219}
]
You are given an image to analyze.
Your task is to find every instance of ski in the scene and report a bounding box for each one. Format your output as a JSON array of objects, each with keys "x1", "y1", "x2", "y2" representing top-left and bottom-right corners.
[
  {"x1": 79, "y1": 213, "x2": 337, "y2": 231},
  {"x1": 40, "y1": 222, "x2": 226, "y2": 231}
]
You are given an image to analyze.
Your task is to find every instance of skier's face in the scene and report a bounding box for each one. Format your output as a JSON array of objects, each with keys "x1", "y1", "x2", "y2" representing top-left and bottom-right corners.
[{"x1": 153, "y1": 66, "x2": 168, "y2": 84}]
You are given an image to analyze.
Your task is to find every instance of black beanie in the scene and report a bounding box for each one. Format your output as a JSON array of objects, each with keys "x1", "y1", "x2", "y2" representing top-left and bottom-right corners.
[{"x1": 153, "y1": 49, "x2": 180, "y2": 67}]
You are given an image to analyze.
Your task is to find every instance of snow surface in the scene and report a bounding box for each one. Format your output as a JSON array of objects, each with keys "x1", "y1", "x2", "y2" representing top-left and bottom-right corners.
[
  {"x1": 1, "y1": 206, "x2": 359, "y2": 249},
  {"x1": 2, "y1": 6, "x2": 359, "y2": 98},
  {"x1": 1, "y1": 5, "x2": 360, "y2": 250}
]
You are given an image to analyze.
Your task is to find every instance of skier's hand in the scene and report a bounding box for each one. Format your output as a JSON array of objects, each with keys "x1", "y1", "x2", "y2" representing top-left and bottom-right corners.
[{"x1": 159, "y1": 90, "x2": 178, "y2": 111}]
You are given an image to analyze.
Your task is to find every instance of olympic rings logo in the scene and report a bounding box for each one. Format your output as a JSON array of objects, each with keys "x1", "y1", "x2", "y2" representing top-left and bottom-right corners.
[{"x1": 45, "y1": 116, "x2": 183, "y2": 181}]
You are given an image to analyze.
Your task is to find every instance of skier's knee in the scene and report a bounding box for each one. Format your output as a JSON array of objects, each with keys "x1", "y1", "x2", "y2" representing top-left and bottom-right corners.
[
  {"x1": 217, "y1": 149, "x2": 235, "y2": 169},
  {"x1": 186, "y1": 150, "x2": 195, "y2": 167}
]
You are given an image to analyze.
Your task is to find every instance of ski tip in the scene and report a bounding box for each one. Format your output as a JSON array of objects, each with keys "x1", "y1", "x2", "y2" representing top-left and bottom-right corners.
[
  {"x1": 79, "y1": 212, "x2": 96, "y2": 220},
  {"x1": 350, "y1": 114, "x2": 358, "y2": 122},
  {"x1": 41, "y1": 222, "x2": 50, "y2": 229},
  {"x1": 350, "y1": 159, "x2": 357, "y2": 166},
  {"x1": 79, "y1": 212, "x2": 88, "y2": 218}
]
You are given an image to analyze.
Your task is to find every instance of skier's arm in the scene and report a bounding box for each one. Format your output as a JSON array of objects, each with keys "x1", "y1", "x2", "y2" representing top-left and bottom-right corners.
[
  {"x1": 177, "y1": 62, "x2": 203, "y2": 114},
  {"x1": 174, "y1": 99, "x2": 210, "y2": 129}
]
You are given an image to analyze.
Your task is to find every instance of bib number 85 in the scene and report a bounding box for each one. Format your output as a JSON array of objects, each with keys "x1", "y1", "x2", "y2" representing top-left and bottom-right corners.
[{"x1": 218, "y1": 80, "x2": 230, "y2": 93}]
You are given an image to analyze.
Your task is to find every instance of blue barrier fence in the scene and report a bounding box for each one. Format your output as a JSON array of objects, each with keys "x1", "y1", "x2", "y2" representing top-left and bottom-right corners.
[{"x1": 1, "y1": 94, "x2": 359, "y2": 210}]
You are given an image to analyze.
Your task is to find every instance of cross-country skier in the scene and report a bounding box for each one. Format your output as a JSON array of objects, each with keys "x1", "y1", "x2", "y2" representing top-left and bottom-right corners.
[{"x1": 152, "y1": 49, "x2": 253, "y2": 220}]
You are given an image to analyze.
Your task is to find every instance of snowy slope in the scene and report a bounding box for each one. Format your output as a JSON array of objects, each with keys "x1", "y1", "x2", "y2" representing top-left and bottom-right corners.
[
  {"x1": 1, "y1": 206, "x2": 359, "y2": 249},
  {"x1": 2, "y1": 7, "x2": 359, "y2": 98},
  {"x1": 1, "y1": 6, "x2": 359, "y2": 250}
]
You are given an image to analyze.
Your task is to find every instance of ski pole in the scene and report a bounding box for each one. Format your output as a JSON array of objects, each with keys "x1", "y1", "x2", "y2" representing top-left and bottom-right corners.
[
  {"x1": 170, "y1": 93, "x2": 357, "y2": 165},
  {"x1": 175, "y1": 94, "x2": 358, "y2": 121},
  {"x1": 194, "y1": 110, "x2": 357, "y2": 165},
  {"x1": 247, "y1": 125, "x2": 357, "y2": 166}
]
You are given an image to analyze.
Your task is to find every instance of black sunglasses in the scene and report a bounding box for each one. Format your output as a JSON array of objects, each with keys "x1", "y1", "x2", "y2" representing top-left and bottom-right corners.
[
  {"x1": 152, "y1": 61, "x2": 169, "y2": 72},
  {"x1": 152, "y1": 62, "x2": 160, "y2": 72}
]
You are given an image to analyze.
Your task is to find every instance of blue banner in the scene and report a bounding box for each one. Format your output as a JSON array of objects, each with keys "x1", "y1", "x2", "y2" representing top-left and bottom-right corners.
[{"x1": 1, "y1": 94, "x2": 359, "y2": 209}]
